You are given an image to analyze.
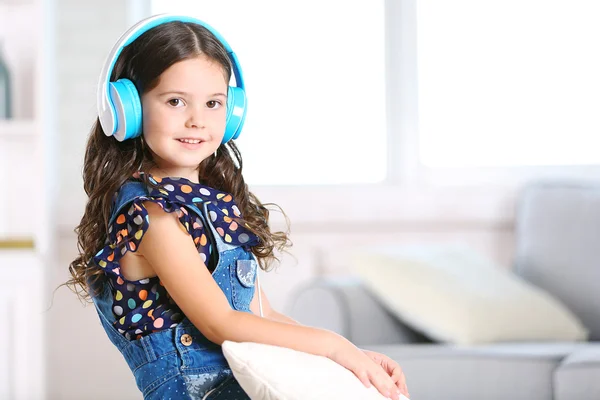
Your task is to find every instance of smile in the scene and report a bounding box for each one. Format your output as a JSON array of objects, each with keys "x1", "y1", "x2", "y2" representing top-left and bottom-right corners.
[{"x1": 177, "y1": 139, "x2": 202, "y2": 144}]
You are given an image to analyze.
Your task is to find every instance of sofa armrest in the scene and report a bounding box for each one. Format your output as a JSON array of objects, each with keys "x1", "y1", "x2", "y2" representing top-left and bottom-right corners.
[{"x1": 285, "y1": 276, "x2": 432, "y2": 346}]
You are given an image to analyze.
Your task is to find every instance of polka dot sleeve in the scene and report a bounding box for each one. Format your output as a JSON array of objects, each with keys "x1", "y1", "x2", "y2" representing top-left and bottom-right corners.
[{"x1": 93, "y1": 197, "x2": 213, "y2": 277}]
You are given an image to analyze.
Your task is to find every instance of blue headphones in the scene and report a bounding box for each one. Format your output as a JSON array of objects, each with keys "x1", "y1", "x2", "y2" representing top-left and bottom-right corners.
[{"x1": 96, "y1": 14, "x2": 247, "y2": 143}]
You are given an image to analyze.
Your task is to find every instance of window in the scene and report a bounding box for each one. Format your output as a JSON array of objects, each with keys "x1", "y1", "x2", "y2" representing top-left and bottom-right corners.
[
  {"x1": 150, "y1": 0, "x2": 387, "y2": 185},
  {"x1": 417, "y1": 0, "x2": 600, "y2": 168}
]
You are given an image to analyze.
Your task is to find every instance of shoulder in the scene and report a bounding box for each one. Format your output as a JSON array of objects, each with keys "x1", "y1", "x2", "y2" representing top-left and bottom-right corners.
[
  {"x1": 140, "y1": 200, "x2": 191, "y2": 244},
  {"x1": 142, "y1": 200, "x2": 187, "y2": 226},
  {"x1": 136, "y1": 200, "x2": 200, "y2": 267},
  {"x1": 108, "y1": 195, "x2": 196, "y2": 257}
]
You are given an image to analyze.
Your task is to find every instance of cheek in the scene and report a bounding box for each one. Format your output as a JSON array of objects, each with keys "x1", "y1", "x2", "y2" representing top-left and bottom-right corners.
[
  {"x1": 141, "y1": 103, "x2": 168, "y2": 151},
  {"x1": 214, "y1": 110, "x2": 228, "y2": 133},
  {"x1": 142, "y1": 102, "x2": 173, "y2": 136},
  {"x1": 141, "y1": 101, "x2": 158, "y2": 132}
]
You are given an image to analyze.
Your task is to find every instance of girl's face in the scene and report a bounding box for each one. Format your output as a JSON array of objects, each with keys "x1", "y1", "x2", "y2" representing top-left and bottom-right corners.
[{"x1": 141, "y1": 55, "x2": 228, "y2": 182}]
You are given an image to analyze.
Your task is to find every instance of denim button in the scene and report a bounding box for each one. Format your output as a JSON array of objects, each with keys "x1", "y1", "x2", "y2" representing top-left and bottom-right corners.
[{"x1": 180, "y1": 334, "x2": 193, "y2": 346}]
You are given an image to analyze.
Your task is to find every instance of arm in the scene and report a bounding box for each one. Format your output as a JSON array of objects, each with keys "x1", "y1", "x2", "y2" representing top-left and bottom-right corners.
[
  {"x1": 248, "y1": 258, "x2": 409, "y2": 397},
  {"x1": 139, "y1": 202, "x2": 334, "y2": 356},
  {"x1": 266, "y1": 309, "x2": 301, "y2": 325},
  {"x1": 139, "y1": 202, "x2": 403, "y2": 400}
]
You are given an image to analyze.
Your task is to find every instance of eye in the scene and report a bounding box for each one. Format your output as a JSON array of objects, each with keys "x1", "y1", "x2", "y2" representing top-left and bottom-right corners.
[
  {"x1": 206, "y1": 100, "x2": 222, "y2": 109},
  {"x1": 167, "y1": 98, "x2": 184, "y2": 107}
]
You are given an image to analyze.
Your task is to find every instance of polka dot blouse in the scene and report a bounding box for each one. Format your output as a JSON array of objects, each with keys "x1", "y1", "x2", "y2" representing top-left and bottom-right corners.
[{"x1": 92, "y1": 174, "x2": 260, "y2": 341}]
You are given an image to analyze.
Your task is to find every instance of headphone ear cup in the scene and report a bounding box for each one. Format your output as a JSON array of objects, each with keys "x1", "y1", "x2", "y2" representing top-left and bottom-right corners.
[
  {"x1": 223, "y1": 86, "x2": 247, "y2": 143},
  {"x1": 109, "y1": 78, "x2": 143, "y2": 141}
]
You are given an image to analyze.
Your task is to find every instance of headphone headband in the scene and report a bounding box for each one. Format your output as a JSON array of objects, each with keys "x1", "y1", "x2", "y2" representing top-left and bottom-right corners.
[{"x1": 97, "y1": 13, "x2": 246, "y2": 140}]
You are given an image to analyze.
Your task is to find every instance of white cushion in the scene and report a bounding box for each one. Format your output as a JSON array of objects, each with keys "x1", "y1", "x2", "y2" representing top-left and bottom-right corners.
[
  {"x1": 222, "y1": 340, "x2": 409, "y2": 400},
  {"x1": 351, "y1": 244, "x2": 589, "y2": 345}
]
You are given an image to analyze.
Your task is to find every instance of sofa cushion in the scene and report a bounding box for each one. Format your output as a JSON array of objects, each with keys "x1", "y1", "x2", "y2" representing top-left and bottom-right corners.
[
  {"x1": 515, "y1": 182, "x2": 600, "y2": 340},
  {"x1": 554, "y1": 344, "x2": 600, "y2": 400},
  {"x1": 352, "y1": 244, "x2": 589, "y2": 345},
  {"x1": 365, "y1": 342, "x2": 589, "y2": 400},
  {"x1": 287, "y1": 277, "x2": 432, "y2": 346}
]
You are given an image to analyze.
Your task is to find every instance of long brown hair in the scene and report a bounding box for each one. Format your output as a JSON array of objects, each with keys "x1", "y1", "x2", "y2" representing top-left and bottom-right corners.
[{"x1": 64, "y1": 21, "x2": 292, "y2": 301}]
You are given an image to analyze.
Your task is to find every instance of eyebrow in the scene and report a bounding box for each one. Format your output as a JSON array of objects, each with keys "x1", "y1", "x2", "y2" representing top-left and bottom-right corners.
[{"x1": 158, "y1": 91, "x2": 227, "y2": 98}]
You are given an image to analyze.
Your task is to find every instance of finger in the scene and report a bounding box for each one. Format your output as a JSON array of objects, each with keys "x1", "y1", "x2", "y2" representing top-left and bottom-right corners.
[
  {"x1": 379, "y1": 355, "x2": 400, "y2": 376},
  {"x1": 369, "y1": 367, "x2": 398, "y2": 400},
  {"x1": 399, "y1": 386, "x2": 409, "y2": 398},
  {"x1": 393, "y1": 370, "x2": 407, "y2": 397},
  {"x1": 397, "y1": 372, "x2": 409, "y2": 398},
  {"x1": 364, "y1": 354, "x2": 399, "y2": 399},
  {"x1": 400, "y1": 372, "x2": 408, "y2": 395},
  {"x1": 376, "y1": 362, "x2": 399, "y2": 395},
  {"x1": 388, "y1": 362, "x2": 404, "y2": 387},
  {"x1": 355, "y1": 369, "x2": 371, "y2": 389},
  {"x1": 402, "y1": 380, "x2": 409, "y2": 398},
  {"x1": 381, "y1": 358, "x2": 408, "y2": 396}
]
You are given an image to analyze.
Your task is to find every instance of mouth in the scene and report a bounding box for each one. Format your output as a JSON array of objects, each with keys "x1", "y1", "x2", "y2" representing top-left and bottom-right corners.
[{"x1": 177, "y1": 138, "x2": 203, "y2": 144}]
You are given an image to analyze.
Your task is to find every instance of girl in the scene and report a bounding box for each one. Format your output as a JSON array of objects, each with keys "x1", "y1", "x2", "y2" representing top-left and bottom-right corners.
[{"x1": 65, "y1": 14, "x2": 409, "y2": 400}]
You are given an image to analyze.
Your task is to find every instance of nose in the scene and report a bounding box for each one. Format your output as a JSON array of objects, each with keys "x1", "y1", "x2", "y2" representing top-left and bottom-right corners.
[{"x1": 185, "y1": 105, "x2": 205, "y2": 129}]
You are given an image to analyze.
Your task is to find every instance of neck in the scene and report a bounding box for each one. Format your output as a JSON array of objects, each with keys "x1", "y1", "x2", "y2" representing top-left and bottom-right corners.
[{"x1": 148, "y1": 167, "x2": 200, "y2": 184}]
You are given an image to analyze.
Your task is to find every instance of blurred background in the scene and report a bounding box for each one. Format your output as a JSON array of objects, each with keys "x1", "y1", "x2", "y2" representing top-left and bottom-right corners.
[{"x1": 1, "y1": 0, "x2": 599, "y2": 399}]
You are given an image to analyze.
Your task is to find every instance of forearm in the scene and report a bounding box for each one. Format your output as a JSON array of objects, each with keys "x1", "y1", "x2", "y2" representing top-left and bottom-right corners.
[
  {"x1": 267, "y1": 310, "x2": 301, "y2": 325},
  {"x1": 212, "y1": 309, "x2": 345, "y2": 358}
]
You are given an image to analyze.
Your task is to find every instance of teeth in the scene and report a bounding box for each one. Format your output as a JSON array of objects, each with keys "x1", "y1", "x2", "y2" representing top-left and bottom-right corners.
[{"x1": 179, "y1": 139, "x2": 201, "y2": 144}]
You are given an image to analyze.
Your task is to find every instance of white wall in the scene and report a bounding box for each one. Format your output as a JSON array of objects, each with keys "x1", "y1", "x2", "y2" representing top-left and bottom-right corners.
[{"x1": 47, "y1": 1, "x2": 517, "y2": 399}]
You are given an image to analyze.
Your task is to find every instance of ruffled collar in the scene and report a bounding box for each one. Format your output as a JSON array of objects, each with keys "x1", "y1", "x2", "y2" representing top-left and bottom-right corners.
[
  {"x1": 142, "y1": 173, "x2": 236, "y2": 205},
  {"x1": 135, "y1": 172, "x2": 259, "y2": 247}
]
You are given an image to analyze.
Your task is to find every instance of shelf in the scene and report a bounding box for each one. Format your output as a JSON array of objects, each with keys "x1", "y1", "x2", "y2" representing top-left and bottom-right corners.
[
  {"x1": 0, "y1": 237, "x2": 34, "y2": 249},
  {"x1": 0, "y1": 119, "x2": 36, "y2": 136}
]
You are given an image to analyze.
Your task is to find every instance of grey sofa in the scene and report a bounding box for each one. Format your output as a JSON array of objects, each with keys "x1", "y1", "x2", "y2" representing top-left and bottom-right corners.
[{"x1": 286, "y1": 182, "x2": 600, "y2": 400}]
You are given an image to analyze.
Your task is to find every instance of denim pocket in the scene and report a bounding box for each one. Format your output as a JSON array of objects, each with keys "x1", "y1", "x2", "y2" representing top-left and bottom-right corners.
[
  {"x1": 183, "y1": 368, "x2": 231, "y2": 399},
  {"x1": 236, "y1": 259, "x2": 256, "y2": 288},
  {"x1": 205, "y1": 373, "x2": 250, "y2": 399},
  {"x1": 230, "y1": 258, "x2": 257, "y2": 311}
]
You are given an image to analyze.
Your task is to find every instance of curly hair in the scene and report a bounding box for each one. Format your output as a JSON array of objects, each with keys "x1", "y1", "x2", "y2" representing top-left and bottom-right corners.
[{"x1": 63, "y1": 21, "x2": 292, "y2": 301}]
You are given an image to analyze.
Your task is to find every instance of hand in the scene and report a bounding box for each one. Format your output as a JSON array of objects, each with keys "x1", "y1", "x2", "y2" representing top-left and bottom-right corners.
[
  {"x1": 362, "y1": 350, "x2": 409, "y2": 398},
  {"x1": 328, "y1": 337, "x2": 402, "y2": 400}
]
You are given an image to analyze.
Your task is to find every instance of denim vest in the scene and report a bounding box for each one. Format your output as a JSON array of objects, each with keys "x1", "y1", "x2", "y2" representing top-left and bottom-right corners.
[{"x1": 90, "y1": 182, "x2": 255, "y2": 399}]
